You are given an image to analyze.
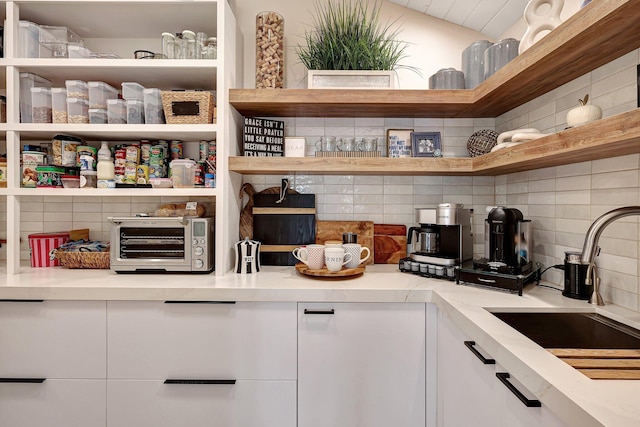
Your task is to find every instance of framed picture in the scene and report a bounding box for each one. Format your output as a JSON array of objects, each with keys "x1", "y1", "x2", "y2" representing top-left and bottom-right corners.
[
  {"x1": 387, "y1": 129, "x2": 413, "y2": 158},
  {"x1": 411, "y1": 132, "x2": 442, "y2": 157}
]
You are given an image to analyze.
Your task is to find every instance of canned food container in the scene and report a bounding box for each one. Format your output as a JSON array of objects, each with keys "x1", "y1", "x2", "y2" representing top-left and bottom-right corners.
[
  {"x1": 169, "y1": 158, "x2": 196, "y2": 188},
  {"x1": 28, "y1": 232, "x2": 70, "y2": 267},
  {"x1": 0, "y1": 159, "x2": 6, "y2": 188},
  {"x1": 36, "y1": 165, "x2": 65, "y2": 187},
  {"x1": 76, "y1": 145, "x2": 98, "y2": 171}
]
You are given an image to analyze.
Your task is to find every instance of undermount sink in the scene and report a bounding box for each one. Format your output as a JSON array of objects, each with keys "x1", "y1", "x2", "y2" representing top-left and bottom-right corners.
[{"x1": 491, "y1": 311, "x2": 640, "y2": 349}]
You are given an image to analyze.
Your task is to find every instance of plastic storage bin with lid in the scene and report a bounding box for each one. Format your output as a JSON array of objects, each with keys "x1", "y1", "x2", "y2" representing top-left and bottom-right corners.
[
  {"x1": 65, "y1": 80, "x2": 89, "y2": 100},
  {"x1": 89, "y1": 108, "x2": 108, "y2": 124},
  {"x1": 19, "y1": 20, "x2": 40, "y2": 58},
  {"x1": 143, "y1": 88, "x2": 165, "y2": 124},
  {"x1": 38, "y1": 25, "x2": 83, "y2": 58},
  {"x1": 126, "y1": 99, "x2": 144, "y2": 124},
  {"x1": 169, "y1": 159, "x2": 196, "y2": 188},
  {"x1": 88, "y1": 81, "x2": 119, "y2": 109},
  {"x1": 68, "y1": 44, "x2": 91, "y2": 58},
  {"x1": 31, "y1": 87, "x2": 52, "y2": 123},
  {"x1": 122, "y1": 82, "x2": 145, "y2": 101},
  {"x1": 28, "y1": 231, "x2": 70, "y2": 267},
  {"x1": 51, "y1": 88, "x2": 68, "y2": 123},
  {"x1": 67, "y1": 97, "x2": 89, "y2": 124},
  {"x1": 107, "y1": 99, "x2": 126, "y2": 124},
  {"x1": 20, "y1": 72, "x2": 52, "y2": 123}
]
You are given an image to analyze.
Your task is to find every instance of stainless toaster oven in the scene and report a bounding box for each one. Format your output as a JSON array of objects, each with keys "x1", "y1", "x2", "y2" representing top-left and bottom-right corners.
[{"x1": 109, "y1": 216, "x2": 214, "y2": 273}]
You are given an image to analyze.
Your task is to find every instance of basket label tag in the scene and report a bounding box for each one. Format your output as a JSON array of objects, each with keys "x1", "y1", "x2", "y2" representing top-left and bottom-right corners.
[{"x1": 171, "y1": 101, "x2": 200, "y2": 116}]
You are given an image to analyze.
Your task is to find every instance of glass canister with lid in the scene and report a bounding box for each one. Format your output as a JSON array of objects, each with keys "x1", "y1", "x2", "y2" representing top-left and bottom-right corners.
[{"x1": 256, "y1": 11, "x2": 284, "y2": 89}]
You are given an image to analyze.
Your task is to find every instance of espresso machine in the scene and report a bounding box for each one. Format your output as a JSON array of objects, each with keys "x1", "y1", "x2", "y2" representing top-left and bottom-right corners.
[
  {"x1": 456, "y1": 206, "x2": 541, "y2": 295},
  {"x1": 401, "y1": 203, "x2": 473, "y2": 280}
]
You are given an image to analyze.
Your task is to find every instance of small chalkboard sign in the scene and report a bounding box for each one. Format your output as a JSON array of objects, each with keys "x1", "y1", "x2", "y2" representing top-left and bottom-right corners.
[{"x1": 243, "y1": 117, "x2": 284, "y2": 157}]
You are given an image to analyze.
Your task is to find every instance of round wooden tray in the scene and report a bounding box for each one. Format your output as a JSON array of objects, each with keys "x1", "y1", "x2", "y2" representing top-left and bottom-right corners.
[{"x1": 295, "y1": 263, "x2": 365, "y2": 278}]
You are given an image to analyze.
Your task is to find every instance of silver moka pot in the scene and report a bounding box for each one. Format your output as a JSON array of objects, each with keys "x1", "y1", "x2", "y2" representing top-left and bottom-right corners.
[{"x1": 234, "y1": 237, "x2": 261, "y2": 274}]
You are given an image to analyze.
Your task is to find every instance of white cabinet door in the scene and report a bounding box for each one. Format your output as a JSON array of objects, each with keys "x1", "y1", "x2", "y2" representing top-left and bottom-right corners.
[
  {"x1": 107, "y1": 379, "x2": 296, "y2": 427},
  {"x1": 437, "y1": 310, "x2": 568, "y2": 427},
  {"x1": 0, "y1": 300, "x2": 106, "y2": 378},
  {"x1": 495, "y1": 364, "x2": 567, "y2": 427},
  {"x1": 298, "y1": 302, "x2": 425, "y2": 427},
  {"x1": 107, "y1": 301, "x2": 297, "y2": 380},
  {"x1": 0, "y1": 379, "x2": 106, "y2": 427},
  {"x1": 437, "y1": 309, "x2": 499, "y2": 427}
]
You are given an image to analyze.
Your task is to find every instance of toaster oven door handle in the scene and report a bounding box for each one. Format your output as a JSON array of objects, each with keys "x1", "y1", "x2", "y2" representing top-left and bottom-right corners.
[
  {"x1": 109, "y1": 216, "x2": 189, "y2": 225},
  {"x1": 164, "y1": 301, "x2": 236, "y2": 304}
]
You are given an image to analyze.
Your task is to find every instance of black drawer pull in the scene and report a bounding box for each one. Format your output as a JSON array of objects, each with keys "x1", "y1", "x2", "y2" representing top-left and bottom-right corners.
[
  {"x1": 164, "y1": 379, "x2": 236, "y2": 385},
  {"x1": 0, "y1": 299, "x2": 44, "y2": 303},
  {"x1": 496, "y1": 372, "x2": 541, "y2": 407},
  {"x1": 464, "y1": 341, "x2": 495, "y2": 365},
  {"x1": 164, "y1": 301, "x2": 236, "y2": 304},
  {"x1": 0, "y1": 378, "x2": 46, "y2": 383},
  {"x1": 304, "y1": 309, "x2": 335, "y2": 315}
]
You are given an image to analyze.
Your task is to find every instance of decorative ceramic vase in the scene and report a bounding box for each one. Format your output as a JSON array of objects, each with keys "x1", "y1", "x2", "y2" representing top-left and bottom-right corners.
[
  {"x1": 484, "y1": 38, "x2": 520, "y2": 80},
  {"x1": 462, "y1": 40, "x2": 493, "y2": 89},
  {"x1": 519, "y1": 0, "x2": 564, "y2": 54},
  {"x1": 428, "y1": 68, "x2": 465, "y2": 89}
]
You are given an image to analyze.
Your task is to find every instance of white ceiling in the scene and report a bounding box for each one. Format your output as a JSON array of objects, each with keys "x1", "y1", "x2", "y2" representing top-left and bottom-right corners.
[{"x1": 388, "y1": 0, "x2": 528, "y2": 39}]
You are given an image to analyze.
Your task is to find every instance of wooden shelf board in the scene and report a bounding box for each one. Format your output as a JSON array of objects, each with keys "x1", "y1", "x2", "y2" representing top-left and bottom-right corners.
[
  {"x1": 229, "y1": 156, "x2": 474, "y2": 176},
  {"x1": 230, "y1": 0, "x2": 640, "y2": 118},
  {"x1": 229, "y1": 110, "x2": 640, "y2": 176}
]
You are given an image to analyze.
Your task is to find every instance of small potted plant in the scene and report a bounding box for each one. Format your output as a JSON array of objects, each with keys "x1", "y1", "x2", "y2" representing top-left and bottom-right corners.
[{"x1": 296, "y1": 0, "x2": 415, "y2": 89}]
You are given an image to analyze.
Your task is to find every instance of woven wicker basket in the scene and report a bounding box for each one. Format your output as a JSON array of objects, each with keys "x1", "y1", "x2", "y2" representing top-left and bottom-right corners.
[
  {"x1": 54, "y1": 250, "x2": 110, "y2": 269},
  {"x1": 467, "y1": 129, "x2": 499, "y2": 157},
  {"x1": 161, "y1": 91, "x2": 215, "y2": 124}
]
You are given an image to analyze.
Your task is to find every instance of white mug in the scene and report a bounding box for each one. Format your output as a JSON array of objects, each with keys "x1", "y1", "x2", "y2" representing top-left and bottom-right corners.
[
  {"x1": 324, "y1": 247, "x2": 353, "y2": 272},
  {"x1": 343, "y1": 243, "x2": 370, "y2": 269},
  {"x1": 293, "y1": 244, "x2": 325, "y2": 270}
]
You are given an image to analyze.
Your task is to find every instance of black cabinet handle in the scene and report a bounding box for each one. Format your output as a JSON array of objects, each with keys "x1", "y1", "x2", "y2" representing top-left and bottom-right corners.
[
  {"x1": 0, "y1": 299, "x2": 44, "y2": 303},
  {"x1": 164, "y1": 301, "x2": 236, "y2": 304},
  {"x1": 164, "y1": 379, "x2": 236, "y2": 385},
  {"x1": 496, "y1": 372, "x2": 541, "y2": 407},
  {"x1": 0, "y1": 378, "x2": 46, "y2": 383},
  {"x1": 304, "y1": 308, "x2": 335, "y2": 315},
  {"x1": 464, "y1": 341, "x2": 496, "y2": 365}
]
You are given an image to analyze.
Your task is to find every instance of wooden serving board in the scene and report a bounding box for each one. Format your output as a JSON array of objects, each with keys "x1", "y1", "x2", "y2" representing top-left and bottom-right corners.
[
  {"x1": 549, "y1": 349, "x2": 640, "y2": 380},
  {"x1": 295, "y1": 263, "x2": 365, "y2": 278},
  {"x1": 315, "y1": 221, "x2": 374, "y2": 265},
  {"x1": 374, "y1": 224, "x2": 406, "y2": 264}
]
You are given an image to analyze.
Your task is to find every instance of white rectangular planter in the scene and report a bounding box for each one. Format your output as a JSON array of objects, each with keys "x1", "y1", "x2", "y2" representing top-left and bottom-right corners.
[{"x1": 306, "y1": 70, "x2": 395, "y2": 89}]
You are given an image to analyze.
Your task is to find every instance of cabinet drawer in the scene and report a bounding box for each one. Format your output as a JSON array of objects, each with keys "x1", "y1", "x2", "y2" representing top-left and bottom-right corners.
[
  {"x1": 107, "y1": 301, "x2": 296, "y2": 379},
  {"x1": 0, "y1": 300, "x2": 107, "y2": 378},
  {"x1": 0, "y1": 379, "x2": 106, "y2": 427},
  {"x1": 107, "y1": 379, "x2": 296, "y2": 427}
]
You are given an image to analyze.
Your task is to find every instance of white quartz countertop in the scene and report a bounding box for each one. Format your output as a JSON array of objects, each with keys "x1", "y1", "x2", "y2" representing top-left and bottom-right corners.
[{"x1": 1, "y1": 264, "x2": 639, "y2": 426}]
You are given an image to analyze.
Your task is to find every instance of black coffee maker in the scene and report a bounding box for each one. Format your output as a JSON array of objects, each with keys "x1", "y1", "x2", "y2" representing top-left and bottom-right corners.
[{"x1": 474, "y1": 206, "x2": 532, "y2": 275}]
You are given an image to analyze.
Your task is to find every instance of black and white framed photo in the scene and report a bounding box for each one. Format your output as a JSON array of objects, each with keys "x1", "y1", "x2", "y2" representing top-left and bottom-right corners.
[
  {"x1": 411, "y1": 132, "x2": 441, "y2": 157},
  {"x1": 387, "y1": 129, "x2": 414, "y2": 158}
]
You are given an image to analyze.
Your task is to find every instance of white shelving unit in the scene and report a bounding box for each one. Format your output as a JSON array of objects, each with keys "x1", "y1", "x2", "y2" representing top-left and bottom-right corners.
[{"x1": 1, "y1": 0, "x2": 244, "y2": 276}]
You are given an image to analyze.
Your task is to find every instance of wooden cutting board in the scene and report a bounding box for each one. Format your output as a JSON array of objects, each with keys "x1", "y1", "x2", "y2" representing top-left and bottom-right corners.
[
  {"x1": 374, "y1": 224, "x2": 407, "y2": 264},
  {"x1": 315, "y1": 221, "x2": 374, "y2": 265},
  {"x1": 549, "y1": 349, "x2": 640, "y2": 380}
]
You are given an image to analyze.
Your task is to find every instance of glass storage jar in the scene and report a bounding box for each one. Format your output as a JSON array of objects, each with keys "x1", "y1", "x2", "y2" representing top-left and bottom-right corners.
[{"x1": 256, "y1": 11, "x2": 284, "y2": 89}]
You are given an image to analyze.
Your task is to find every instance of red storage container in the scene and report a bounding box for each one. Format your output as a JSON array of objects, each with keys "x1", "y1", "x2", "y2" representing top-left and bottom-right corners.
[{"x1": 28, "y1": 232, "x2": 70, "y2": 267}]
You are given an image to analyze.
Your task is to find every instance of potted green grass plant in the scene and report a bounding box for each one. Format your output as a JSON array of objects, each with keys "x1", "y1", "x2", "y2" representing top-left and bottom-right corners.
[{"x1": 296, "y1": 0, "x2": 414, "y2": 89}]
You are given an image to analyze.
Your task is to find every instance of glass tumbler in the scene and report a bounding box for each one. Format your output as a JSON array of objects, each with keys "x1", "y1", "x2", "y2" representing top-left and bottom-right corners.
[
  {"x1": 256, "y1": 11, "x2": 284, "y2": 88},
  {"x1": 161, "y1": 32, "x2": 176, "y2": 59},
  {"x1": 182, "y1": 30, "x2": 197, "y2": 59}
]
